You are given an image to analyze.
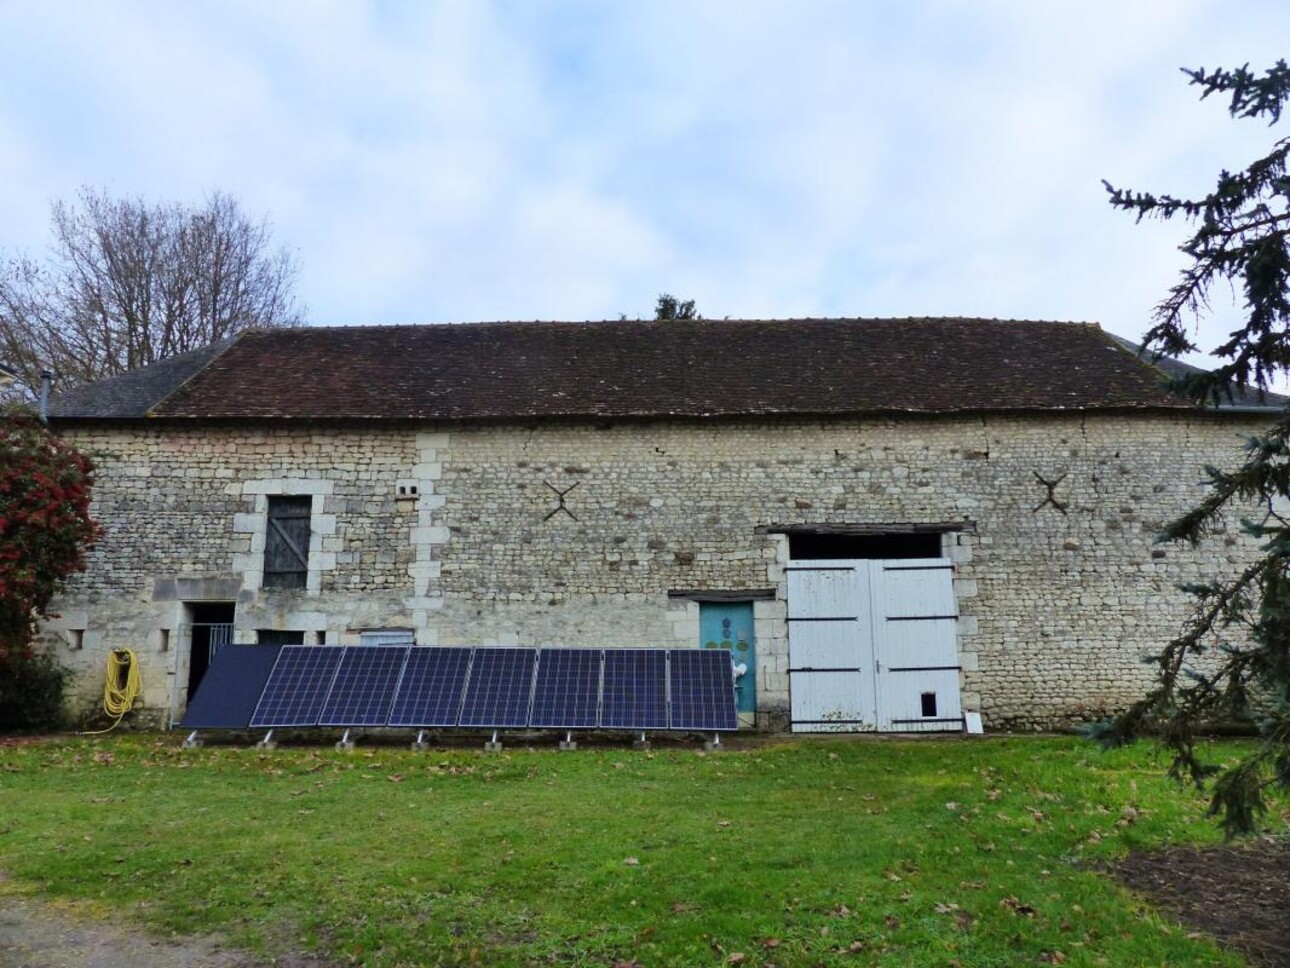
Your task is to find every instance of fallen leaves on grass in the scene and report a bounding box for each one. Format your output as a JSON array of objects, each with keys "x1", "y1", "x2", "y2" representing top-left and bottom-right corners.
[{"x1": 1000, "y1": 897, "x2": 1037, "y2": 917}]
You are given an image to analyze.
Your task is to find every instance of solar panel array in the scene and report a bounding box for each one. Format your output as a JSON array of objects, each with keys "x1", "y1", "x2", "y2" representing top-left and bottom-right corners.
[
  {"x1": 459, "y1": 648, "x2": 537, "y2": 727},
  {"x1": 530, "y1": 648, "x2": 600, "y2": 728},
  {"x1": 180, "y1": 645, "x2": 282, "y2": 729},
  {"x1": 188, "y1": 644, "x2": 737, "y2": 732},
  {"x1": 388, "y1": 646, "x2": 471, "y2": 728},
  {"x1": 670, "y1": 649, "x2": 740, "y2": 731},
  {"x1": 602, "y1": 649, "x2": 669, "y2": 729},
  {"x1": 318, "y1": 645, "x2": 409, "y2": 726},
  {"x1": 250, "y1": 646, "x2": 345, "y2": 727}
]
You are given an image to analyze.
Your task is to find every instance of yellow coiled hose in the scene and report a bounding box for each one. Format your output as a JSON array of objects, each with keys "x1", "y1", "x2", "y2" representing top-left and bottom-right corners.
[{"x1": 80, "y1": 648, "x2": 141, "y2": 734}]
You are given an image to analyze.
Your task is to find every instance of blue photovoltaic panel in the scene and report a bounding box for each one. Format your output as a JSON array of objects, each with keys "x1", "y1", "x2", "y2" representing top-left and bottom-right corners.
[
  {"x1": 459, "y1": 648, "x2": 537, "y2": 728},
  {"x1": 249, "y1": 646, "x2": 345, "y2": 728},
  {"x1": 180, "y1": 645, "x2": 283, "y2": 729},
  {"x1": 387, "y1": 647, "x2": 472, "y2": 727},
  {"x1": 601, "y1": 649, "x2": 668, "y2": 730},
  {"x1": 318, "y1": 645, "x2": 411, "y2": 726},
  {"x1": 669, "y1": 648, "x2": 738, "y2": 731},
  {"x1": 530, "y1": 649, "x2": 602, "y2": 728}
]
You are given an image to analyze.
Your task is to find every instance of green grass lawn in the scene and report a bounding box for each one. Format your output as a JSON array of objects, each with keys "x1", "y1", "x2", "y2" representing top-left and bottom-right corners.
[{"x1": 0, "y1": 734, "x2": 1274, "y2": 966}]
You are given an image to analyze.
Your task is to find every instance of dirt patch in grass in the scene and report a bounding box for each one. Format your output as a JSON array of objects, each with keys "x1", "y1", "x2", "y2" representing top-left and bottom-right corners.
[
  {"x1": 0, "y1": 892, "x2": 336, "y2": 968},
  {"x1": 1111, "y1": 838, "x2": 1290, "y2": 967}
]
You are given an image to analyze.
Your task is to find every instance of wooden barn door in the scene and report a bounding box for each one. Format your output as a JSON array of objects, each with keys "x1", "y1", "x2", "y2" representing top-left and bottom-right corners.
[
  {"x1": 872, "y1": 560, "x2": 962, "y2": 732},
  {"x1": 787, "y1": 558, "x2": 961, "y2": 733},
  {"x1": 785, "y1": 564, "x2": 877, "y2": 731}
]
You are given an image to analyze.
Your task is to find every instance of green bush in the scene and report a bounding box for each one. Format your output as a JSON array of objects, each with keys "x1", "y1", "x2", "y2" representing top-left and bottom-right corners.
[{"x1": 0, "y1": 648, "x2": 69, "y2": 732}]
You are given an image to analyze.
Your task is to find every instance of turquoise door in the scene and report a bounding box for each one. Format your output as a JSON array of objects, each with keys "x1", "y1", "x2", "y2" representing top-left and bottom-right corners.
[{"x1": 700, "y1": 602, "x2": 755, "y2": 725}]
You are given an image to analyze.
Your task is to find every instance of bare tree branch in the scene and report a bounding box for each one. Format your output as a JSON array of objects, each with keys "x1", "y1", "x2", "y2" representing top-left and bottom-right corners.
[{"x1": 0, "y1": 187, "x2": 304, "y2": 399}]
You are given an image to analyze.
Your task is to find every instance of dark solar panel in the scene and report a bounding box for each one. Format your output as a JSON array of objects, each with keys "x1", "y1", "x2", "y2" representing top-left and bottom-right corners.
[
  {"x1": 249, "y1": 646, "x2": 345, "y2": 728},
  {"x1": 180, "y1": 645, "x2": 283, "y2": 729},
  {"x1": 387, "y1": 647, "x2": 472, "y2": 727},
  {"x1": 601, "y1": 649, "x2": 668, "y2": 730},
  {"x1": 459, "y1": 648, "x2": 537, "y2": 728},
  {"x1": 530, "y1": 649, "x2": 602, "y2": 728},
  {"x1": 669, "y1": 649, "x2": 738, "y2": 731},
  {"x1": 318, "y1": 645, "x2": 411, "y2": 726}
]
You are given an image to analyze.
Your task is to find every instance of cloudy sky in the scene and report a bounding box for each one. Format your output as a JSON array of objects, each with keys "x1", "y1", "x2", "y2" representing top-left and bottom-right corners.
[{"x1": 1, "y1": 1, "x2": 1287, "y2": 369}]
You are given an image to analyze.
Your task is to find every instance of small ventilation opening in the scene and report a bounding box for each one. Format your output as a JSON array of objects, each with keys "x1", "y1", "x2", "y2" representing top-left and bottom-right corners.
[
  {"x1": 789, "y1": 531, "x2": 942, "y2": 560},
  {"x1": 921, "y1": 692, "x2": 938, "y2": 718},
  {"x1": 258, "y1": 629, "x2": 306, "y2": 646}
]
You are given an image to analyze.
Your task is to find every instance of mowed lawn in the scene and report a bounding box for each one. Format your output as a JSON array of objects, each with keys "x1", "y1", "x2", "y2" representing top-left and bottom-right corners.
[{"x1": 0, "y1": 735, "x2": 1270, "y2": 967}]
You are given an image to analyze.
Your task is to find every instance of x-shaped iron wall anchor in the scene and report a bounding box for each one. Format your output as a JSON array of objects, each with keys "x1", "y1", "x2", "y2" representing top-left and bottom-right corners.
[
  {"x1": 544, "y1": 480, "x2": 580, "y2": 521},
  {"x1": 1032, "y1": 471, "x2": 1069, "y2": 514}
]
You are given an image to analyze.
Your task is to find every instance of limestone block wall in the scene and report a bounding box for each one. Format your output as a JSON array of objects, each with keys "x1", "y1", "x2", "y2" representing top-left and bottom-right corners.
[{"x1": 43, "y1": 411, "x2": 1264, "y2": 731}]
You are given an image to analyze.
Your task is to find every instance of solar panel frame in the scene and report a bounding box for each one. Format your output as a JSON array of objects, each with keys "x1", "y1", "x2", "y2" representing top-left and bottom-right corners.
[
  {"x1": 458, "y1": 648, "x2": 538, "y2": 728},
  {"x1": 530, "y1": 649, "x2": 602, "y2": 729},
  {"x1": 180, "y1": 645, "x2": 283, "y2": 730},
  {"x1": 669, "y1": 648, "x2": 739, "y2": 731},
  {"x1": 317, "y1": 645, "x2": 412, "y2": 727},
  {"x1": 248, "y1": 645, "x2": 346, "y2": 728},
  {"x1": 387, "y1": 647, "x2": 473, "y2": 728},
  {"x1": 600, "y1": 649, "x2": 668, "y2": 730}
]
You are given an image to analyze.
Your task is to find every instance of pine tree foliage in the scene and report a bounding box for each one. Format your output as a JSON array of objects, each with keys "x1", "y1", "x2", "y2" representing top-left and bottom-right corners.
[
  {"x1": 1090, "y1": 62, "x2": 1290, "y2": 836},
  {"x1": 654, "y1": 293, "x2": 700, "y2": 320}
]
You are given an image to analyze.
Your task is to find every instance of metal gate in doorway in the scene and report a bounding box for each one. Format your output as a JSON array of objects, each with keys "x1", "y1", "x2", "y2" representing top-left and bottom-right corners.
[{"x1": 194, "y1": 623, "x2": 234, "y2": 664}]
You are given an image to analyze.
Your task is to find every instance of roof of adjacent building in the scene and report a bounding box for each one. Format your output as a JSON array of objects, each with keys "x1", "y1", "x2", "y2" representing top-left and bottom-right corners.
[
  {"x1": 46, "y1": 339, "x2": 236, "y2": 419},
  {"x1": 1105, "y1": 334, "x2": 1287, "y2": 410},
  {"x1": 45, "y1": 317, "x2": 1280, "y2": 423}
]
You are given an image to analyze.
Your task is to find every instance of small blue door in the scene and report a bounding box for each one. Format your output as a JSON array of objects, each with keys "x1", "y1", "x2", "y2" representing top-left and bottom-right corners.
[{"x1": 699, "y1": 602, "x2": 755, "y2": 725}]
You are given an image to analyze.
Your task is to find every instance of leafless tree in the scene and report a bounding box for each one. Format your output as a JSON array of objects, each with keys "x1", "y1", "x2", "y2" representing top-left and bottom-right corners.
[{"x1": 0, "y1": 188, "x2": 304, "y2": 398}]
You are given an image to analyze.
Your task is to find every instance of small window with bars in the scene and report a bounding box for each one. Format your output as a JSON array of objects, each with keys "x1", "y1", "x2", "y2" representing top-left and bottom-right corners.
[{"x1": 264, "y1": 495, "x2": 312, "y2": 590}]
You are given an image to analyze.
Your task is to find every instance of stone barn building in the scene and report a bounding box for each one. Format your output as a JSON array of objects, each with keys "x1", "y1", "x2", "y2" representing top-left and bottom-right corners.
[{"x1": 39, "y1": 317, "x2": 1278, "y2": 732}]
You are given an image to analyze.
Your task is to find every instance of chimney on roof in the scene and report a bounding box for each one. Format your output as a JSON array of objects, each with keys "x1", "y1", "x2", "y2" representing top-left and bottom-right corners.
[{"x1": 38, "y1": 370, "x2": 53, "y2": 423}]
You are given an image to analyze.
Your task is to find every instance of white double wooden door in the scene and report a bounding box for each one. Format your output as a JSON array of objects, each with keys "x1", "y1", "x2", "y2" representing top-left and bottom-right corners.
[{"x1": 786, "y1": 558, "x2": 962, "y2": 732}]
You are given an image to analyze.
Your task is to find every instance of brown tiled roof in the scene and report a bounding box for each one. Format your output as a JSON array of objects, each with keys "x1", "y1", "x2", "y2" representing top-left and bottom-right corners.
[{"x1": 55, "y1": 318, "x2": 1200, "y2": 422}]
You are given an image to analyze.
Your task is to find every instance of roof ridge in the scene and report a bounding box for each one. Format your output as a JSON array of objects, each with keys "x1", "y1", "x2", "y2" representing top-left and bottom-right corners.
[{"x1": 265, "y1": 316, "x2": 1109, "y2": 336}]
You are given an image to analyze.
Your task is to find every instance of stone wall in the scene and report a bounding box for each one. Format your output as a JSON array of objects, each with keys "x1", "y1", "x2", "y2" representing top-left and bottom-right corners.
[{"x1": 43, "y1": 411, "x2": 1264, "y2": 731}]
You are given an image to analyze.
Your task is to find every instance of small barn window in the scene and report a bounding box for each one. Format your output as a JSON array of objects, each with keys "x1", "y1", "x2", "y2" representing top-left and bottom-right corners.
[
  {"x1": 360, "y1": 629, "x2": 416, "y2": 647},
  {"x1": 264, "y1": 496, "x2": 312, "y2": 590},
  {"x1": 258, "y1": 629, "x2": 306, "y2": 646},
  {"x1": 920, "y1": 692, "x2": 938, "y2": 717}
]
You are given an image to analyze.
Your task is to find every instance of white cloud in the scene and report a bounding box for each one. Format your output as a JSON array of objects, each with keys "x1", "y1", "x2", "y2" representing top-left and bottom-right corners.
[{"x1": 1, "y1": 0, "x2": 1288, "y2": 373}]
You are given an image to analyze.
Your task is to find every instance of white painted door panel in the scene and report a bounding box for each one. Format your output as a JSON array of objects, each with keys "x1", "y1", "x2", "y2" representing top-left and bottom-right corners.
[
  {"x1": 880, "y1": 619, "x2": 958, "y2": 668},
  {"x1": 877, "y1": 561, "x2": 956, "y2": 616},
  {"x1": 787, "y1": 556, "x2": 963, "y2": 733},
  {"x1": 789, "y1": 671, "x2": 875, "y2": 732},
  {"x1": 873, "y1": 559, "x2": 961, "y2": 732},
  {"x1": 787, "y1": 621, "x2": 862, "y2": 670},
  {"x1": 786, "y1": 567, "x2": 859, "y2": 618},
  {"x1": 786, "y1": 562, "x2": 877, "y2": 731},
  {"x1": 877, "y1": 669, "x2": 962, "y2": 732}
]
